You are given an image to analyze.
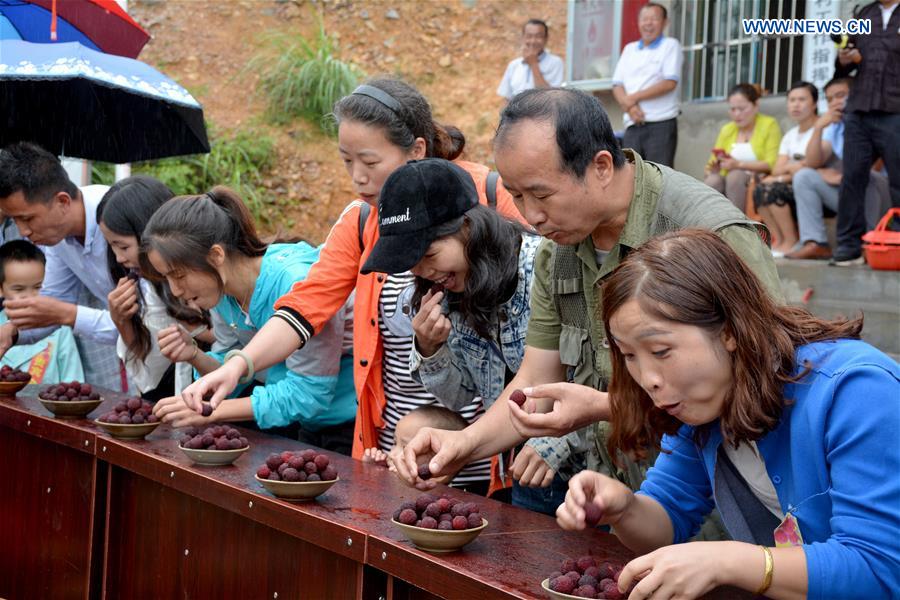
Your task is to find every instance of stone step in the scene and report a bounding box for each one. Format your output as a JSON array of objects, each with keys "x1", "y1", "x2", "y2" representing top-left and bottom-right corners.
[{"x1": 777, "y1": 259, "x2": 900, "y2": 360}]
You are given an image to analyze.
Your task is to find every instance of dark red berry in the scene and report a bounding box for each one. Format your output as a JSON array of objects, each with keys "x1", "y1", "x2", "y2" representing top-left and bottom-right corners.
[
  {"x1": 257, "y1": 466, "x2": 271, "y2": 478},
  {"x1": 451, "y1": 516, "x2": 468, "y2": 530},
  {"x1": 200, "y1": 403, "x2": 213, "y2": 417},
  {"x1": 509, "y1": 389, "x2": 527, "y2": 406},
  {"x1": 438, "y1": 520, "x2": 453, "y2": 530},
  {"x1": 313, "y1": 454, "x2": 329, "y2": 470},
  {"x1": 398, "y1": 509, "x2": 417, "y2": 525},
  {"x1": 467, "y1": 513, "x2": 482, "y2": 529},
  {"x1": 417, "y1": 463, "x2": 432, "y2": 480},
  {"x1": 306, "y1": 473, "x2": 321, "y2": 482},
  {"x1": 419, "y1": 516, "x2": 437, "y2": 529},
  {"x1": 429, "y1": 282, "x2": 444, "y2": 295},
  {"x1": 266, "y1": 454, "x2": 282, "y2": 470},
  {"x1": 550, "y1": 576, "x2": 576, "y2": 594},
  {"x1": 584, "y1": 503, "x2": 603, "y2": 527},
  {"x1": 576, "y1": 555, "x2": 597, "y2": 573},
  {"x1": 321, "y1": 466, "x2": 337, "y2": 481}
]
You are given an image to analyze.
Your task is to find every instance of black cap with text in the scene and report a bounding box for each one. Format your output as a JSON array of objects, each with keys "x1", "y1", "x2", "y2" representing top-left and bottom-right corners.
[{"x1": 360, "y1": 158, "x2": 478, "y2": 275}]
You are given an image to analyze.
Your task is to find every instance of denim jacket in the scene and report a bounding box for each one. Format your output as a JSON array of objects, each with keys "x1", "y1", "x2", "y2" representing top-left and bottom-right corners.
[{"x1": 409, "y1": 233, "x2": 540, "y2": 410}]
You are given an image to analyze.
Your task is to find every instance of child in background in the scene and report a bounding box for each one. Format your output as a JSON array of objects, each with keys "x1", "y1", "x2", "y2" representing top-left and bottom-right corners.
[{"x1": 0, "y1": 240, "x2": 84, "y2": 383}]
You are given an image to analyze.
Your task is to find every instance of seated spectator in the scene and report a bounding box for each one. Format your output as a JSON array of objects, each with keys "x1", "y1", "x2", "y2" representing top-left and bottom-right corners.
[
  {"x1": 612, "y1": 2, "x2": 683, "y2": 167},
  {"x1": 497, "y1": 18, "x2": 564, "y2": 102},
  {"x1": 704, "y1": 84, "x2": 781, "y2": 211},
  {"x1": 787, "y1": 78, "x2": 890, "y2": 260},
  {"x1": 0, "y1": 142, "x2": 122, "y2": 391},
  {"x1": 752, "y1": 81, "x2": 818, "y2": 256},
  {"x1": 97, "y1": 176, "x2": 204, "y2": 401},
  {"x1": 558, "y1": 229, "x2": 899, "y2": 599},
  {"x1": 148, "y1": 187, "x2": 357, "y2": 454},
  {"x1": 0, "y1": 240, "x2": 84, "y2": 383}
]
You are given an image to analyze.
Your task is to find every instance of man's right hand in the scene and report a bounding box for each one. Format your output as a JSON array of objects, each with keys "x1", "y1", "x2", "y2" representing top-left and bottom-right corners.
[
  {"x1": 815, "y1": 108, "x2": 841, "y2": 130},
  {"x1": 508, "y1": 382, "x2": 610, "y2": 438},
  {"x1": 180, "y1": 357, "x2": 245, "y2": 412},
  {"x1": 0, "y1": 322, "x2": 17, "y2": 359},
  {"x1": 838, "y1": 47, "x2": 861, "y2": 66},
  {"x1": 627, "y1": 104, "x2": 645, "y2": 124},
  {"x1": 397, "y1": 427, "x2": 476, "y2": 490}
]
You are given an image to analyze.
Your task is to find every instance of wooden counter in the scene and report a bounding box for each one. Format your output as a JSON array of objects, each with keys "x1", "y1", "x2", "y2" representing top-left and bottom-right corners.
[{"x1": 0, "y1": 386, "x2": 749, "y2": 600}]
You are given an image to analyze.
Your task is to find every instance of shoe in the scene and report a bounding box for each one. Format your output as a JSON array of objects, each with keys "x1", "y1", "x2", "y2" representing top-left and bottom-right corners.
[
  {"x1": 829, "y1": 248, "x2": 865, "y2": 266},
  {"x1": 786, "y1": 241, "x2": 832, "y2": 260}
]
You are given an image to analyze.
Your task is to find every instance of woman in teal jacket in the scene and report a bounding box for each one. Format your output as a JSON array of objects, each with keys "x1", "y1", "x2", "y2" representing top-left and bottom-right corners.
[{"x1": 149, "y1": 187, "x2": 357, "y2": 454}]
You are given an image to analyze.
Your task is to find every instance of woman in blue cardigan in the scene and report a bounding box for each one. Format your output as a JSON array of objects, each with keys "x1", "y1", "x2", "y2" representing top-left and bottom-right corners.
[
  {"x1": 557, "y1": 229, "x2": 899, "y2": 599},
  {"x1": 148, "y1": 187, "x2": 357, "y2": 454}
]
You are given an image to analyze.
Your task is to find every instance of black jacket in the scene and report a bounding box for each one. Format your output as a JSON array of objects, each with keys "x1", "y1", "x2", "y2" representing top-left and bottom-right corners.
[{"x1": 834, "y1": 1, "x2": 900, "y2": 113}]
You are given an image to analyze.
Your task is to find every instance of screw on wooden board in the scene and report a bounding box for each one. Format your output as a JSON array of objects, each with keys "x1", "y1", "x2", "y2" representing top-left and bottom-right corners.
[
  {"x1": 381, "y1": 551, "x2": 387, "y2": 560},
  {"x1": 346, "y1": 537, "x2": 353, "y2": 547}
]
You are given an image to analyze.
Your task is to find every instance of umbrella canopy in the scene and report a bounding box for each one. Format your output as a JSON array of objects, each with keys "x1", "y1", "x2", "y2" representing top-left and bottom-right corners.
[
  {"x1": 0, "y1": 0, "x2": 149, "y2": 58},
  {"x1": 0, "y1": 40, "x2": 210, "y2": 163}
]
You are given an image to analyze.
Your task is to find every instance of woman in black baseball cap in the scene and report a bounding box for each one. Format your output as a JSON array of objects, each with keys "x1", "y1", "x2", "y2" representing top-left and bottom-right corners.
[{"x1": 363, "y1": 159, "x2": 562, "y2": 509}]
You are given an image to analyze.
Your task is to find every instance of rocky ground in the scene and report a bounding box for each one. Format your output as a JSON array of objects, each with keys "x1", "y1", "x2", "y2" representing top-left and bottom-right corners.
[{"x1": 130, "y1": 0, "x2": 567, "y2": 242}]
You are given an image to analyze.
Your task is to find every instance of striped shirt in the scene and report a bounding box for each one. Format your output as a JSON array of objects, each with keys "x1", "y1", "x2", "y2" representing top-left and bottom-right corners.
[{"x1": 377, "y1": 273, "x2": 490, "y2": 485}]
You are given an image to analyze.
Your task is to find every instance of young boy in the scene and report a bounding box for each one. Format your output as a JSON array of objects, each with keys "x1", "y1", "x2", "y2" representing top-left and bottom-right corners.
[
  {"x1": 363, "y1": 406, "x2": 491, "y2": 494},
  {"x1": 0, "y1": 240, "x2": 83, "y2": 383}
]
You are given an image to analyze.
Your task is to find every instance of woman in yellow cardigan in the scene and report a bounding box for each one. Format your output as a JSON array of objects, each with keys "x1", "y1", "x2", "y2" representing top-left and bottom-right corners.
[{"x1": 704, "y1": 83, "x2": 782, "y2": 212}]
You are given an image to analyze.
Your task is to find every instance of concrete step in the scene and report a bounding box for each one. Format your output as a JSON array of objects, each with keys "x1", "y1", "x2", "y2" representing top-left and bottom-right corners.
[{"x1": 777, "y1": 259, "x2": 900, "y2": 360}]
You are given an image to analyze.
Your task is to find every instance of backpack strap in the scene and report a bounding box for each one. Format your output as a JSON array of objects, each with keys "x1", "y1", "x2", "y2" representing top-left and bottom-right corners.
[
  {"x1": 486, "y1": 170, "x2": 500, "y2": 209},
  {"x1": 358, "y1": 201, "x2": 371, "y2": 253}
]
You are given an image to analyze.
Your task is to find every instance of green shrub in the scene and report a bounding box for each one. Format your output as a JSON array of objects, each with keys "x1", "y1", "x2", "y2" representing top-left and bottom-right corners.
[
  {"x1": 91, "y1": 127, "x2": 276, "y2": 224},
  {"x1": 253, "y1": 17, "x2": 363, "y2": 133}
]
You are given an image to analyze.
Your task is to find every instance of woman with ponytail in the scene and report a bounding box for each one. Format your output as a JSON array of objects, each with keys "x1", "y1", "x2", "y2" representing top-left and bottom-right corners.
[
  {"x1": 180, "y1": 78, "x2": 525, "y2": 484},
  {"x1": 147, "y1": 187, "x2": 357, "y2": 453},
  {"x1": 98, "y1": 176, "x2": 203, "y2": 401}
]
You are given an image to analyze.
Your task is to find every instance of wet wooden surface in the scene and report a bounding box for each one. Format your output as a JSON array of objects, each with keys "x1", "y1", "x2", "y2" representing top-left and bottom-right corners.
[{"x1": 1, "y1": 385, "x2": 751, "y2": 600}]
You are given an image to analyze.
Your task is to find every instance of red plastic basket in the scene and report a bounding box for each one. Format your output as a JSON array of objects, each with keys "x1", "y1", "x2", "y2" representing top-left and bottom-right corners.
[{"x1": 862, "y1": 208, "x2": 900, "y2": 271}]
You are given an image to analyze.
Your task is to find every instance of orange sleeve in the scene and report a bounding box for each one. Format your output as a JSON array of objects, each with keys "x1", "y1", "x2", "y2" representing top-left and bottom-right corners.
[
  {"x1": 273, "y1": 202, "x2": 364, "y2": 338},
  {"x1": 493, "y1": 177, "x2": 527, "y2": 225}
]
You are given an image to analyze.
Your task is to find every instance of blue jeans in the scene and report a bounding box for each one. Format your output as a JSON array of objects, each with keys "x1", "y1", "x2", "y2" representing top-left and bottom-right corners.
[{"x1": 512, "y1": 473, "x2": 570, "y2": 516}]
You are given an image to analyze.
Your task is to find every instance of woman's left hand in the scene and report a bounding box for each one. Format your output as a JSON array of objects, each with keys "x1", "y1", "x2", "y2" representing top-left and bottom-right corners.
[
  {"x1": 412, "y1": 288, "x2": 451, "y2": 357},
  {"x1": 152, "y1": 395, "x2": 211, "y2": 427},
  {"x1": 618, "y1": 542, "x2": 727, "y2": 599},
  {"x1": 719, "y1": 157, "x2": 740, "y2": 171}
]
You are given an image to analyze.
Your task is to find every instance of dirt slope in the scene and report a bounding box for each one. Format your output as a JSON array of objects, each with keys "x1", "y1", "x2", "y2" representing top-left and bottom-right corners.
[{"x1": 130, "y1": 0, "x2": 567, "y2": 242}]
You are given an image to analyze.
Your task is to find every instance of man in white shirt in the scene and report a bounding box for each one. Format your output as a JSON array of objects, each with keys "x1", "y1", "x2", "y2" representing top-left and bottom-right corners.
[
  {"x1": 612, "y1": 2, "x2": 683, "y2": 167},
  {"x1": 497, "y1": 19, "x2": 564, "y2": 102},
  {"x1": 0, "y1": 142, "x2": 122, "y2": 391}
]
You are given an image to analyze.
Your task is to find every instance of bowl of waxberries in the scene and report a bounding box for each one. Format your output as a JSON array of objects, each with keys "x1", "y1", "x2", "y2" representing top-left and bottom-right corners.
[
  {"x1": 0, "y1": 365, "x2": 32, "y2": 397},
  {"x1": 254, "y1": 449, "x2": 339, "y2": 500},
  {"x1": 391, "y1": 493, "x2": 488, "y2": 553},
  {"x1": 37, "y1": 381, "x2": 102, "y2": 418},
  {"x1": 541, "y1": 556, "x2": 629, "y2": 599},
  {"x1": 95, "y1": 397, "x2": 160, "y2": 439},
  {"x1": 178, "y1": 425, "x2": 250, "y2": 466}
]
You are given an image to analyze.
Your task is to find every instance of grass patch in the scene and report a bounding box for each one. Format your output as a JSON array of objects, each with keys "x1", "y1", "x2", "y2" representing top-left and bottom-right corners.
[
  {"x1": 92, "y1": 126, "x2": 276, "y2": 225},
  {"x1": 252, "y1": 15, "x2": 364, "y2": 134}
]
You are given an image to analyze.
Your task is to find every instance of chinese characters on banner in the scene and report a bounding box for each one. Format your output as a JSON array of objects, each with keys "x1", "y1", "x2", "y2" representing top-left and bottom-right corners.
[{"x1": 802, "y1": 0, "x2": 840, "y2": 113}]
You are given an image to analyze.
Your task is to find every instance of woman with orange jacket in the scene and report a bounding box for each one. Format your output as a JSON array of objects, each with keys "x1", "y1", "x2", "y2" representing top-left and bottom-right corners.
[{"x1": 179, "y1": 78, "x2": 525, "y2": 468}]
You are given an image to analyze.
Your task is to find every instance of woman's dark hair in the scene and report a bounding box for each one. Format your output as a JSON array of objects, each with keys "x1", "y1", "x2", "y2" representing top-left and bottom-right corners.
[
  {"x1": 332, "y1": 77, "x2": 465, "y2": 161},
  {"x1": 788, "y1": 80, "x2": 819, "y2": 105},
  {"x1": 494, "y1": 87, "x2": 626, "y2": 178},
  {"x1": 140, "y1": 186, "x2": 268, "y2": 305},
  {"x1": 97, "y1": 176, "x2": 175, "y2": 362},
  {"x1": 601, "y1": 229, "x2": 863, "y2": 462},
  {"x1": 728, "y1": 82, "x2": 761, "y2": 103},
  {"x1": 412, "y1": 205, "x2": 530, "y2": 339}
]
